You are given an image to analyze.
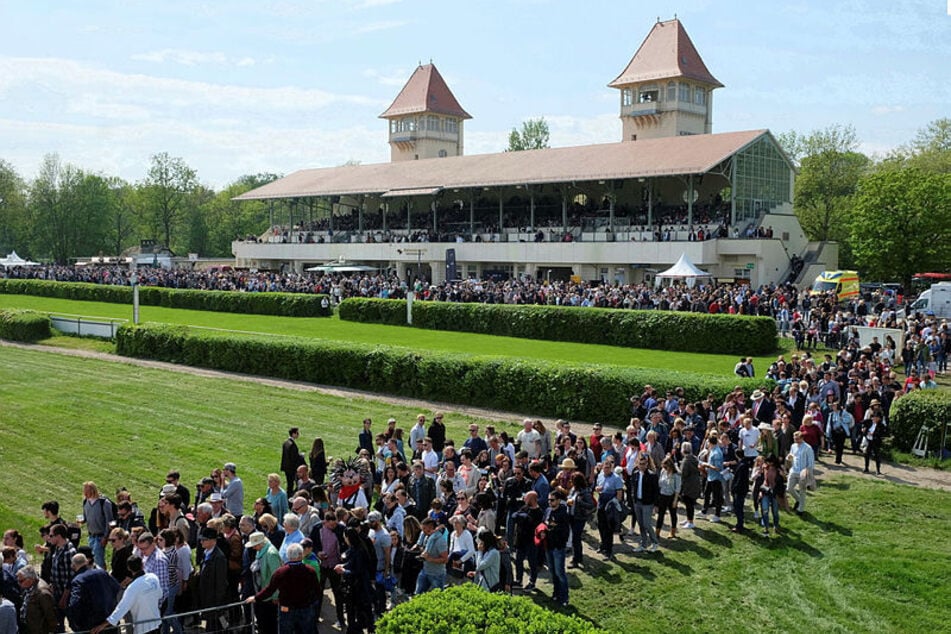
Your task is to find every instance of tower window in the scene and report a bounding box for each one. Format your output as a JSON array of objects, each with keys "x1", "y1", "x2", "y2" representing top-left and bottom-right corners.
[
  {"x1": 666, "y1": 82, "x2": 676, "y2": 101},
  {"x1": 622, "y1": 88, "x2": 633, "y2": 106},
  {"x1": 438, "y1": 149, "x2": 448, "y2": 158},
  {"x1": 679, "y1": 82, "x2": 690, "y2": 102},
  {"x1": 638, "y1": 88, "x2": 658, "y2": 103},
  {"x1": 694, "y1": 87, "x2": 706, "y2": 105}
]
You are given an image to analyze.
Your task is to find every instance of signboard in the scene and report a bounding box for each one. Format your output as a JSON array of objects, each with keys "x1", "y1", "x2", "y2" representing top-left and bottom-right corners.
[
  {"x1": 445, "y1": 248, "x2": 457, "y2": 281},
  {"x1": 746, "y1": 262, "x2": 755, "y2": 269}
]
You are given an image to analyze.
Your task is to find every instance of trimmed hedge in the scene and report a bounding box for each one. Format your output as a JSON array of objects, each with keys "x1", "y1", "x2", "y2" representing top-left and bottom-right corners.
[
  {"x1": 339, "y1": 298, "x2": 777, "y2": 355},
  {"x1": 0, "y1": 279, "x2": 332, "y2": 317},
  {"x1": 890, "y1": 390, "x2": 951, "y2": 452},
  {"x1": 116, "y1": 323, "x2": 769, "y2": 427},
  {"x1": 0, "y1": 309, "x2": 51, "y2": 342},
  {"x1": 377, "y1": 584, "x2": 607, "y2": 634}
]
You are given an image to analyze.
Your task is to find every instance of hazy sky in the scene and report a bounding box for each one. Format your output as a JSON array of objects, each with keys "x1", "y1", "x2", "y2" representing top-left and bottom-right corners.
[{"x1": 1, "y1": 0, "x2": 948, "y2": 188}]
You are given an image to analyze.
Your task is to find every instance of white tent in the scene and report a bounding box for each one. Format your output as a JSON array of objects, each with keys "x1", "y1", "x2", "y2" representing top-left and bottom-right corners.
[
  {"x1": 0, "y1": 251, "x2": 39, "y2": 268},
  {"x1": 654, "y1": 253, "x2": 712, "y2": 288}
]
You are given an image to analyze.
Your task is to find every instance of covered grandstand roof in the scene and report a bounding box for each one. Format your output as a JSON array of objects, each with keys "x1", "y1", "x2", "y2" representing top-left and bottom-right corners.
[{"x1": 235, "y1": 129, "x2": 768, "y2": 201}]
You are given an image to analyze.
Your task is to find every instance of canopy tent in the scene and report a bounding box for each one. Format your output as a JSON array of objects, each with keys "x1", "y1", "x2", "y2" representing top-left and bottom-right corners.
[
  {"x1": 0, "y1": 251, "x2": 39, "y2": 268},
  {"x1": 305, "y1": 258, "x2": 378, "y2": 273},
  {"x1": 654, "y1": 253, "x2": 712, "y2": 288}
]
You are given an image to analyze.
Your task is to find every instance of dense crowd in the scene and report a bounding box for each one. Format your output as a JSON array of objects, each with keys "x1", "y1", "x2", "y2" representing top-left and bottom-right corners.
[
  {"x1": 3, "y1": 303, "x2": 946, "y2": 633},
  {"x1": 0, "y1": 263, "x2": 907, "y2": 321}
]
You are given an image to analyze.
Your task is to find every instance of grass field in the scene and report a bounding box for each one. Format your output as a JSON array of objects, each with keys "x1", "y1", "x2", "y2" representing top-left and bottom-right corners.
[
  {"x1": 2, "y1": 344, "x2": 949, "y2": 633},
  {"x1": 0, "y1": 293, "x2": 790, "y2": 374}
]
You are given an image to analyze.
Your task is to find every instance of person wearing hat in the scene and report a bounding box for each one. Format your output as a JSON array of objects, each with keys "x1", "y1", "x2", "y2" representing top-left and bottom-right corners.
[
  {"x1": 244, "y1": 532, "x2": 280, "y2": 634},
  {"x1": 860, "y1": 412, "x2": 887, "y2": 475},
  {"x1": 750, "y1": 389, "x2": 775, "y2": 426},
  {"x1": 207, "y1": 493, "x2": 225, "y2": 519},
  {"x1": 196, "y1": 527, "x2": 227, "y2": 632},
  {"x1": 195, "y1": 477, "x2": 216, "y2": 509}
]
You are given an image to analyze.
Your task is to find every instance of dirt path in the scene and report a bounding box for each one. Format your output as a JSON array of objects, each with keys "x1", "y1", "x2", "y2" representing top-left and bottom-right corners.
[{"x1": 6, "y1": 340, "x2": 951, "y2": 493}]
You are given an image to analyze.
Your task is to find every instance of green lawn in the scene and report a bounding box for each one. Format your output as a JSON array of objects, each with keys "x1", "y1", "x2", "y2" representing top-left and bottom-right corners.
[
  {"x1": 0, "y1": 294, "x2": 784, "y2": 375},
  {"x1": 1, "y1": 345, "x2": 949, "y2": 633}
]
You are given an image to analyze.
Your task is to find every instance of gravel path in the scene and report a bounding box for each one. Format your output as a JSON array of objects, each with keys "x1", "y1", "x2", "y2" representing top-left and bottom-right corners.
[{"x1": 6, "y1": 340, "x2": 950, "y2": 493}]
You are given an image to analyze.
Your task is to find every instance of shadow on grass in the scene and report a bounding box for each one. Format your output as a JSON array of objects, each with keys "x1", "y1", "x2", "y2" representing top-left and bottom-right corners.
[
  {"x1": 660, "y1": 536, "x2": 714, "y2": 558},
  {"x1": 772, "y1": 527, "x2": 824, "y2": 558},
  {"x1": 579, "y1": 553, "x2": 657, "y2": 581},
  {"x1": 800, "y1": 511, "x2": 853, "y2": 536},
  {"x1": 819, "y1": 480, "x2": 852, "y2": 491},
  {"x1": 691, "y1": 525, "x2": 733, "y2": 548}
]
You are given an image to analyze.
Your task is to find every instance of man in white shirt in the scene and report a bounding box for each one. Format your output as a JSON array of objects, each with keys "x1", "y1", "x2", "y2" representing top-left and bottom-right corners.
[
  {"x1": 91, "y1": 556, "x2": 162, "y2": 634},
  {"x1": 409, "y1": 416, "x2": 427, "y2": 449},
  {"x1": 421, "y1": 437, "x2": 440, "y2": 479},
  {"x1": 738, "y1": 417, "x2": 760, "y2": 460},
  {"x1": 516, "y1": 419, "x2": 541, "y2": 460}
]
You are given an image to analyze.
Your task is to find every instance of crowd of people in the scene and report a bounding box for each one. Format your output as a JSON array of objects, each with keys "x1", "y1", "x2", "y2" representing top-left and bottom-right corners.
[
  {"x1": 4, "y1": 306, "x2": 941, "y2": 634},
  {"x1": 0, "y1": 262, "x2": 912, "y2": 325}
]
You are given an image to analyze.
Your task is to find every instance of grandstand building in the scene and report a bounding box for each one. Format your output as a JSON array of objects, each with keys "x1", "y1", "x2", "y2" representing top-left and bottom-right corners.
[{"x1": 233, "y1": 18, "x2": 830, "y2": 286}]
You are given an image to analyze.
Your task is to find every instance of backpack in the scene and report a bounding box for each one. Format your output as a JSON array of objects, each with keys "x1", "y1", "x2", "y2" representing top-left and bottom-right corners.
[
  {"x1": 83, "y1": 496, "x2": 116, "y2": 530},
  {"x1": 574, "y1": 487, "x2": 596, "y2": 520}
]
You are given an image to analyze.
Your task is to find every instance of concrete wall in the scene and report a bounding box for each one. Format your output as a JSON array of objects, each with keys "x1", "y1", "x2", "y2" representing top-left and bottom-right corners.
[{"x1": 233, "y1": 236, "x2": 794, "y2": 285}]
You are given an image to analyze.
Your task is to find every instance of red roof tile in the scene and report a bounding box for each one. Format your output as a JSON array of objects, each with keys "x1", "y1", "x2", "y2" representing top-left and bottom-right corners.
[
  {"x1": 234, "y1": 129, "x2": 771, "y2": 200},
  {"x1": 609, "y1": 19, "x2": 723, "y2": 88},
  {"x1": 379, "y1": 63, "x2": 472, "y2": 120}
]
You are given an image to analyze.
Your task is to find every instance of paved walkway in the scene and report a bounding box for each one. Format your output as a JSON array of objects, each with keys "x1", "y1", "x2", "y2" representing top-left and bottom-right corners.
[{"x1": 6, "y1": 340, "x2": 950, "y2": 492}]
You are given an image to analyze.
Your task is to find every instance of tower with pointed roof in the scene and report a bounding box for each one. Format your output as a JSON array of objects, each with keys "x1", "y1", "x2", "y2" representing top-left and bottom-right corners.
[
  {"x1": 380, "y1": 63, "x2": 471, "y2": 162},
  {"x1": 609, "y1": 18, "x2": 723, "y2": 142}
]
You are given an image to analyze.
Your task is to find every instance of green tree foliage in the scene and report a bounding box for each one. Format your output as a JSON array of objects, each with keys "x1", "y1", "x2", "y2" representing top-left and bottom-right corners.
[
  {"x1": 141, "y1": 152, "x2": 198, "y2": 251},
  {"x1": 849, "y1": 164, "x2": 951, "y2": 291},
  {"x1": 27, "y1": 154, "x2": 114, "y2": 264},
  {"x1": 200, "y1": 173, "x2": 280, "y2": 257},
  {"x1": 105, "y1": 178, "x2": 139, "y2": 257},
  {"x1": 903, "y1": 117, "x2": 951, "y2": 174},
  {"x1": 777, "y1": 125, "x2": 869, "y2": 246},
  {"x1": 506, "y1": 117, "x2": 550, "y2": 151},
  {"x1": 0, "y1": 159, "x2": 29, "y2": 256}
]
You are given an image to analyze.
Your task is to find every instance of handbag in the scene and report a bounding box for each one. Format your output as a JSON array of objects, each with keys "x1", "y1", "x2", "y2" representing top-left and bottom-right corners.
[
  {"x1": 860, "y1": 437, "x2": 869, "y2": 452},
  {"x1": 721, "y1": 468, "x2": 733, "y2": 483}
]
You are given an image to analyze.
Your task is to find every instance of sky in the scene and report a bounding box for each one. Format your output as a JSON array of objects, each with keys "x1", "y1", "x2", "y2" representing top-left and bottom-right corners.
[{"x1": 1, "y1": 0, "x2": 949, "y2": 189}]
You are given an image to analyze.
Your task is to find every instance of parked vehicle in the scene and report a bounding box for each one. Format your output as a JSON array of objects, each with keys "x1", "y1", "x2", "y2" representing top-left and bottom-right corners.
[
  {"x1": 908, "y1": 282, "x2": 951, "y2": 319},
  {"x1": 811, "y1": 270, "x2": 860, "y2": 303}
]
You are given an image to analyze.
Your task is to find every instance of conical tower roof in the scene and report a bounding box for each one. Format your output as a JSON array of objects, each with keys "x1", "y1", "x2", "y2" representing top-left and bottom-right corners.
[
  {"x1": 379, "y1": 63, "x2": 471, "y2": 119},
  {"x1": 609, "y1": 19, "x2": 723, "y2": 88}
]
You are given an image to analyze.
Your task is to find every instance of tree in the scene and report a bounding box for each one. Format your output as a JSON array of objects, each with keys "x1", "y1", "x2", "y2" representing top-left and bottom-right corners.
[
  {"x1": 903, "y1": 118, "x2": 951, "y2": 174},
  {"x1": 105, "y1": 178, "x2": 139, "y2": 257},
  {"x1": 849, "y1": 165, "x2": 951, "y2": 291},
  {"x1": 777, "y1": 125, "x2": 869, "y2": 245},
  {"x1": 0, "y1": 159, "x2": 28, "y2": 255},
  {"x1": 506, "y1": 117, "x2": 550, "y2": 151},
  {"x1": 140, "y1": 152, "x2": 198, "y2": 251},
  {"x1": 27, "y1": 154, "x2": 112, "y2": 264},
  {"x1": 201, "y1": 173, "x2": 280, "y2": 257}
]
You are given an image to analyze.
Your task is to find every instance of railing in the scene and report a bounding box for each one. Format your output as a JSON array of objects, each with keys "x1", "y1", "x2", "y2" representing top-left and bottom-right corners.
[
  {"x1": 63, "y1": 599, "x2": 256, "y2": 634},
  {"x1": 50, "y1": 314, "x2": 127, "y2": 339}
]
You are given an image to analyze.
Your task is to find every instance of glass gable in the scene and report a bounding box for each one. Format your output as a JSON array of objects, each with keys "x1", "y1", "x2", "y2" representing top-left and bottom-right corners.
[{"x1": 733, "y1": 135, "x2": 792, "y2": 222}]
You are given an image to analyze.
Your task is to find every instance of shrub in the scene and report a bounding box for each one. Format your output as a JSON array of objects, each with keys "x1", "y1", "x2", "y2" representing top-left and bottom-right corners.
[
  {"x1": 116, "y1": 323, "x2": 769, "y2": 427},
  {"x1": 889, "y1": 390, "x2": 951, "y2": 452},
  {"x1": 338, "y1": 298, "x2": 777, "y2": 355},
  {"x1": 376, "y1": 584, "x2": 607, "y2": 634},
  {"x1": 0, "y1": 279, "x2": 332, "y2": 317},
  {"x1": 0, "y1": 309, "x2": 51, "y2": 342}
]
